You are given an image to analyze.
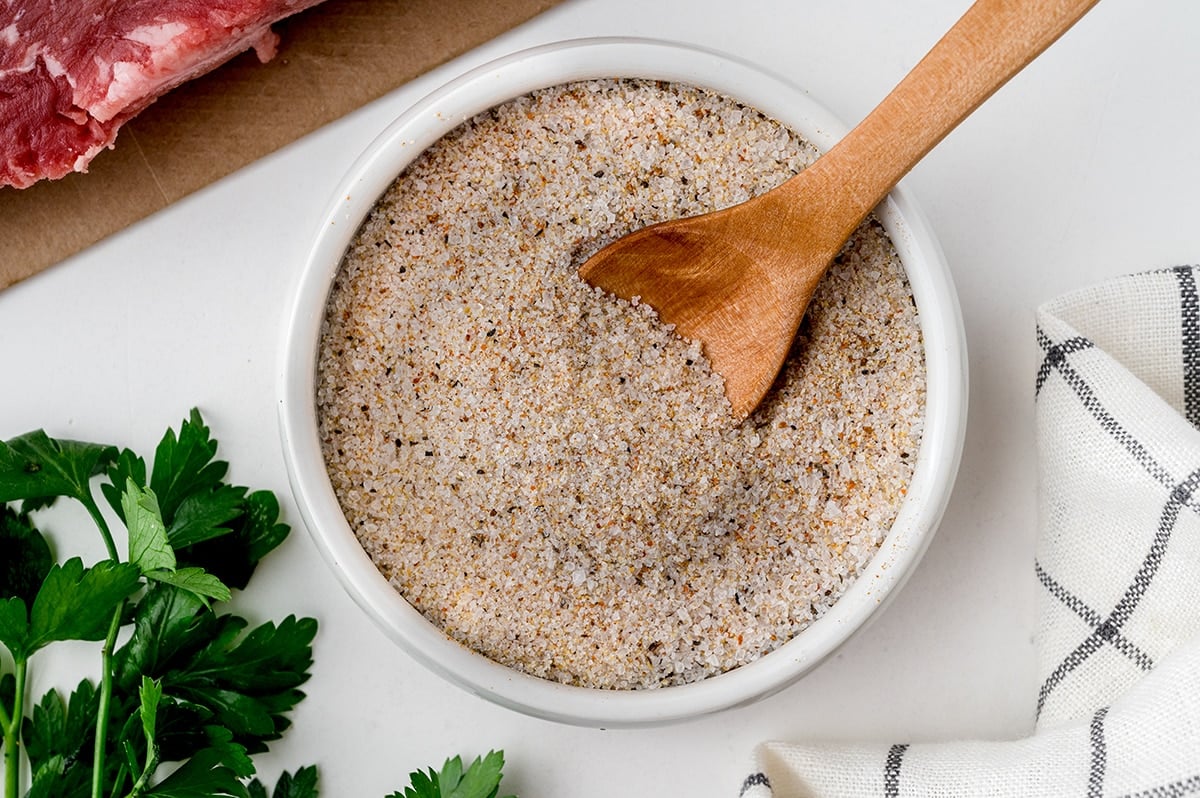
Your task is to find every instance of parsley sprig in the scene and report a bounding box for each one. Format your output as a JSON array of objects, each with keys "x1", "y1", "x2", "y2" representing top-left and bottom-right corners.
[
  {"x1": 390, "y1": 751, "x2": 515, "y2": 798},
  {"x1": 0, "y1": 411, "x2": 516, "y2": 798},
  {"x1": 0, "y1": 411, "x2": 313, "y2": 798}
]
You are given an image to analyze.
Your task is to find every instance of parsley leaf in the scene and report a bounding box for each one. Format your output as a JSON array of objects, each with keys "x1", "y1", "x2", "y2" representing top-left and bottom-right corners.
[
  {"x1": 391, "y1": 752, "x2": 514, "y2": 798},
  {"x1": 168, "y1": 485, "x2": 246, "y2": 550},
  {"x1": 165, "y1": 614, "x2": 316, "y2": 749},
  {"x1": 114, "y1": 582, "x2": 208, "y2": 687},
  {"x1": 2, "y1": 558, "x2": 140, "y2": 659},
  {"x1": 247, "y1": 766, "x2": 319, "y2": 798},
  {"x1": 142, "y1": 747, "x2": 250, "y2": 798},
  {"x1": 143, "y1": 568, "x2": 231, "y2": 605},
  {"x1": 0, "y1": 431, "x2": 116, "y2": 507},
  {"x1": 25, "y1": 754, "x2": 88, "y2": 798},
  {"x1": 171, "y1": 488, "x2": 288, "y2": 592},
  {"x1": 139, "y1": 676, "x2": 163, "y2": 749},
  {"x1": 102, "y1": 411, "x2": 290, "y2": 591},
  {"x1": 121, "y1": 478, "x2": 231, "y2": 605},
  {"x1": 22, "y1": 680, "x2": 99, "y2": 798},
  {"x1": 148, "y1": 410, "x2": 230, "y2": 523},
  {"x1": 193, "y1": 725, "x2": 256, "y2": 780},
  {"x1": 113, "y1": 584, "x2": 315, "y2": 756},
  {"x1": 123, "y1": 480, "x2": 176, "y2": 574},
  {"x1": 23, "y1": 679, "x2": 98, "y2": 767},
  {"x1": 0, "y1": 505, "x2": 53, "y2": 606},
  {"x1": 0, "y1": 598, "x2": 29, "y2": 658}
]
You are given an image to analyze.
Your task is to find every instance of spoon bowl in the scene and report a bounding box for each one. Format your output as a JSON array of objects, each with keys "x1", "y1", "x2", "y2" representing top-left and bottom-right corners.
[{"x1": 580, "y1": 0, "x2": 1099, "y2": 419}]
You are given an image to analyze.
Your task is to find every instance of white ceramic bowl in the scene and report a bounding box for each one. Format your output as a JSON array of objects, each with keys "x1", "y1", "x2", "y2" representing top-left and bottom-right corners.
[{"x1": 278, "y1": 37, "x2": 968, "y2": 728}]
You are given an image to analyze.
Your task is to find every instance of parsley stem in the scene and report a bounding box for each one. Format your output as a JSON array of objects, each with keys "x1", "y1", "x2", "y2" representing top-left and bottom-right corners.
[
  {"x1": 91, "y1": 603, "x2": 125, "y2": 798},
  {"x1": 124, "y1": 735, "x2": 156, "y2": 798},
  {"x1": 2, "y1": 658, "x2": 26, "y2": 798},
  {"x1": 80, "y1": 491, "x2": 119, "y2": 562},
  {"x1": 80, "y1": 482, "x2": 121, "y2": 798}
]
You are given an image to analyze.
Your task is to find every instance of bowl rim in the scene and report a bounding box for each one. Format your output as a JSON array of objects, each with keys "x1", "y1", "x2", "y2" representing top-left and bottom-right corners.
[{"x1": 277, "y1": 35, "x2": 968, "y2": 728}]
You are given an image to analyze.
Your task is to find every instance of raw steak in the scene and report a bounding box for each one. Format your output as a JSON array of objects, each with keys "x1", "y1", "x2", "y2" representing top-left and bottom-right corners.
[{"x1": 0, "y1": 0, "x2": 325, "y2": 189}]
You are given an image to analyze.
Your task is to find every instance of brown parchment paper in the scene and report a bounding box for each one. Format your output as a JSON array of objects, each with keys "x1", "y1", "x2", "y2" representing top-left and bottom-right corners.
[{"x1": 0, "y1": 0, "x2": 560, "y2": 291}]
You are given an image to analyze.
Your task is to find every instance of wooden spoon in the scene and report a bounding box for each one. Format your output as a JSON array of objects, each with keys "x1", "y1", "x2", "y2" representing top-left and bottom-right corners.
[{"x1": 579, "y1": 0, "x2": 1098, "y2": 419}]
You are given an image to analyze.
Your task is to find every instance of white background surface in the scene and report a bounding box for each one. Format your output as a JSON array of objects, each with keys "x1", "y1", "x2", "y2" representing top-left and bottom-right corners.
[{"x1": 2, "y1": 1, "x2": 1199, "y2": 795}]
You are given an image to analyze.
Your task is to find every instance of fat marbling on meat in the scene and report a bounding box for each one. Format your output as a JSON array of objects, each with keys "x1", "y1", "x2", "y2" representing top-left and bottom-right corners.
[{"x1": 1, "y1": 0, "x2": 325, "y2": 189}]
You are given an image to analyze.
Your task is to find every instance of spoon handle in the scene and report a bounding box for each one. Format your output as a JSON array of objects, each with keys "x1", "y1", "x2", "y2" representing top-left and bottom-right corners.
[{"x1": 789, "y1": 0, "x2": 1099, "y2": 232}]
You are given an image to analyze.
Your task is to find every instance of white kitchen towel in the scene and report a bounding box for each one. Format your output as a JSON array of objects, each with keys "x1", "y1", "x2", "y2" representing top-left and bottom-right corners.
[{"x1": 739, "y1": 265, "x2": 1200, "y2": 798}]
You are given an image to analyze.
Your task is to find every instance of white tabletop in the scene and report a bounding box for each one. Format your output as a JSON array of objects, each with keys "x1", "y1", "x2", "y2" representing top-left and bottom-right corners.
[{"x1": 3, "y1": 1, "x2": 1198, "y2": 794}]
